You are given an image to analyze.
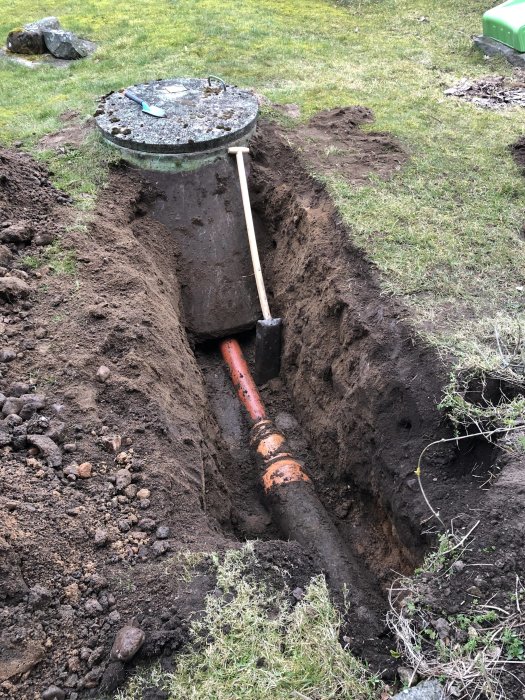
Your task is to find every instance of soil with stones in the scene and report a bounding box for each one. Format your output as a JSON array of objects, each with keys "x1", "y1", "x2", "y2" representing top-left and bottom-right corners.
[
  {"x1": 445, "y1": 69, "x2": 525, "y2": 109},
  {"x1": 0, "y1": 107, "x2": 523, "y2": 699}
]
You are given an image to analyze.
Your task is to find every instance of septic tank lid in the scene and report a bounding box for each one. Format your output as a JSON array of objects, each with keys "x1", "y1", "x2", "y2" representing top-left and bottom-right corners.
[{"x1": 95, "y1": 77, "x2": 259, "y2": 155}]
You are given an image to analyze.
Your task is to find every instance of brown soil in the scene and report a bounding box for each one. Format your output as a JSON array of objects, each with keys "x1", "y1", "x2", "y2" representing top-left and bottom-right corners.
[
  {"x1": 286, "y1": 106, "x2": 407, "y2": 183},
  {"x1": 0, "y1": 107, "x2": 523, "y2": 699}
]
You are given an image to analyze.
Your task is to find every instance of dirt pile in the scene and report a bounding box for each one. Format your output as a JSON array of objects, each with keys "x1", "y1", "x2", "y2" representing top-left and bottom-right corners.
[
  {"x1": 285, "y1": 106, "x2": 407, "y2": 183},
  {"x1": 445, "y1": 70, "x2": 525, "y2": 109}
]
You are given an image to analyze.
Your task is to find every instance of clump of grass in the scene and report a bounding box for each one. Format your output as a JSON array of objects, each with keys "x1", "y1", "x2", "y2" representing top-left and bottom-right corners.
[
  {"x1": 388, "y1": 531, "x2": 525, "y2": 699},
  {"x1": 22, "y1": 241, "x2": 77, "y2": 275},
  {"x1": 437, "y1": 318, "x2": 525, "y2": 432},
  {"x1": 118, "y1": 543, "x2": 382, "y2": 700}
]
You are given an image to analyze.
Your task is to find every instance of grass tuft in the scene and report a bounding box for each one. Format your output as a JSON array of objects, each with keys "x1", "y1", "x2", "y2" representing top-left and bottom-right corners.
[{"x1": 118, "y1": 543, "x2": 382, "y2": 700}]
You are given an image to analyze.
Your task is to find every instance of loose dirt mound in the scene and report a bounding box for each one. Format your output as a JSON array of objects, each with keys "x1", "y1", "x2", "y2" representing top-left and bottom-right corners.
[{"x1": 284, "y1": 106, "x2": 407, "y2": 183}]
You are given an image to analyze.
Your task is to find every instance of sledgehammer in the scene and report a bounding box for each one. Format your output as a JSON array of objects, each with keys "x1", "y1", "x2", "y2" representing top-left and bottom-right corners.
[{"x1": 229, "y1": 146, "x2": 282, "y2": 385}]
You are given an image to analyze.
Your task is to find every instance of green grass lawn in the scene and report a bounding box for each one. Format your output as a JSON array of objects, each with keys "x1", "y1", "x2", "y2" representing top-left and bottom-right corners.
[{"x1": 1, "y1": 0, "x2": 524, "y2": 379}]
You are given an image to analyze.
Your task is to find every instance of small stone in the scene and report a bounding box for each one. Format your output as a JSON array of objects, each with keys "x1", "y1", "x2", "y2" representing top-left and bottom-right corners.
[
  {"x1": 77, "y1": 462, "x2": 92, "y2": 479},
  {"x1": 42, "y1": 685, "x2": 66, "y2": 700},
  {"x1": 63, "y1": 442, "x2": 77, "y2": 453},
  {"x1": 94, "y1": 528, "x2": 108, "y2": 547},
  {"x1": 108, "y1": 610, "x2": 121, "y2": 624},
  {"x1": 34, "y1": 231, "x2": 55, "y2": 246},
  {"x1": 123, "y1": 484, "x2": 137, "y2": 499},
  {"x1": 7, "y1": 382, "x2": 32, "y2": 397},
  {"x1": 84, "y1": 598, "x2": 103, "y2": 615},
  {"x1": 28, "y1": 584, "x2": 52, "y2": 609},
  {"x1": 136, "y1": 488, "x2": 150, "y2": 500},
  {"x1": 138, "y1": 498, "x2": 151, "y2": 510},
  {"x1": 151, "y1": 540, "x2": 170, "y2": 557},
  {"x1": 96, "y1": 365, "x2": 111, "y2": 383},
  {"x1": 19, "y1": 393, "x2": 46, "y2": 419},
  {"x1": 451, "y1": 560, "x2": 465, "y2": 573},
  {"x1": 83, "y1": 666, "x2": 103, "y2": 688},
  {"x1": 115, "y1": 468, "x2": 132, "y2": 491},
  {"x1": 27, "y1": 434, "x2": 62, "y2": 467},
  {"x1": 467, "y1": 585, "x2": 482, "y2": 598},
  {"x1": 110, "y1": 625, "x2": 145, "y2": 662},
  {"x1": 0, "y1": 276, "x2": 30, "y2": 301},
  {"x1": 390, "y1": 679, "x2": 444, "y2": 700},
  {"x1": 138, "y1": 517, "x2": 156, "y2": 531},
  {"x1": 0, "y1": 349, "x2": 16, "y2": 363},
  {"x1": 292, "y1": 587, "x2": 305, "y2": 601},
  {"x1": 4, "y1": 413, "x2": 22, "y2": 427},
  {"x1": 117, "y1": 519, "x2": 131, "y2": 533},
  {"x1": 0, "y1": 426, "x2": 10, "y2": 447},
  {"x1": 155, "y1": 526, "x2": 170, "y2": 540},
  {"x1": 63, "y1": 582, "x2": 80, "y2": 603},
  {"x1": 46, "y1": 420, "x2": 65, "y2": 443},
  {"x1": 63, "y1": 463, "x2": 78, "y2": 479},
  {"x1": 433, "y1": 617, "x2": 450, "y2": 640},
  {"x1": 2, "y1": 396, "x2": 22, "y2": 417}
]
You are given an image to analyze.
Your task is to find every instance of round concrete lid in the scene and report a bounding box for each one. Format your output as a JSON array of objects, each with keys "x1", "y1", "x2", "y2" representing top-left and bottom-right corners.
[{"x1": 95, "y1": 78, "x2": 259, "y2": 154}]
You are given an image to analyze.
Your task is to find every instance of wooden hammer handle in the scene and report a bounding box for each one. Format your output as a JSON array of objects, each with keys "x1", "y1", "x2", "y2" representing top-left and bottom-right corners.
[{"x1": 229, "y1": 147, "x2": 271, "y2": 321}]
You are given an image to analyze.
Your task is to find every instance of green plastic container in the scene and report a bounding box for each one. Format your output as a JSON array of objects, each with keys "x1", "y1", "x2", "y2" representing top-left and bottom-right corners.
[{"x1": 483, "y1": 0, "x2": 525, "y2": 52}]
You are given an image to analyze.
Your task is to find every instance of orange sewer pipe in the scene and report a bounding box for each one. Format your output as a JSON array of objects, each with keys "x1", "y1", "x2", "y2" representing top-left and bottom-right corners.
[
  {"x1": 219, "y1": 338, "x2": 310, "y2": 494},
  {"x1": 220, "y1": 338, "x2": 267, "y2": 422},
  {"x1": 219, "y1": 338, "x2": 384, "y2": 617}
]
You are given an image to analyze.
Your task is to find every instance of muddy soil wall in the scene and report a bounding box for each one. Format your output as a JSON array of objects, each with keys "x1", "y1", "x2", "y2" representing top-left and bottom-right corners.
[{"x1": 250, "y1": 123, "x2": 499, "y2": 577}]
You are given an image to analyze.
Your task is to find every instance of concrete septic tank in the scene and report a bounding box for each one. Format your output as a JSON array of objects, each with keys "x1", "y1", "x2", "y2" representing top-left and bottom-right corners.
[
  {"x1": 96, "y1": 77, "x2": 259, "y2": 171},
  {"x1": 95, "y1": 78, "x2": 261, "y2": 340}
]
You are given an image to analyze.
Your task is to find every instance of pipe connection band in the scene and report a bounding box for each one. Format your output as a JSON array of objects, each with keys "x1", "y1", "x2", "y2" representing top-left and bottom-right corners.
[{"x1": 251, "y1": 419, "x2": 311, "y2": 494}]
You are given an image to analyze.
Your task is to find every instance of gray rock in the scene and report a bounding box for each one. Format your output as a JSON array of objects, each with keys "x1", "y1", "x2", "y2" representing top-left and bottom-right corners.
[
  {"x1": 28, "y1": 583, "x2": 52, "y2": 609},
  {"x1": 19, "y1": 393, "x2": 46, "y2": 419},
  {"x1": 0, "y1": 275, "x2": 31, "y2": 300},
  {"x1": 7, "y1": 382, "x2": 33, "y2": 397},
  {"x1": 26, "y1": 17, "x2": 61, "y2": 32},
  {"x1": 151, "y1": 540, "x2": 170, "y2": 557},
  {"x1": 117, "y1": 518, "x2": 131, "y2": 533},
  {"x1": 0, "y1": 426, "x2": 11, "y2": 447},
  {"x1": 94, "y1": 528, "x2": 108, "y2": 547},
  {"x1": 110, "y1": 625, "x2": 145, "y2": 662},
  {"x1": 43, "y1": 29, "x2": 96, "y2": 60},
  {"x1": 4, "y1": 414, "x2": 22, "y2": 427},
  {"x1": 42, "y1": 684, "x2": 66, "y2": 700},
  {"x1": 155, "y1": 526, "x2": 170, "y2": 540},
  {"x1": 0, "y1": 348, "x2": 17, "y2": 362},
  {"x1": 25, "y1": 414, "x2": 50, "y2": 434},
  {"x1": 27, "y1": 434, "x2": 62, "y2": 467},
  {"x1": 84, "y1": 598, "x2": 103, "y2": 615},
  {"x1": 2, "y1": 397, "x2": 22, "y2": 417},
  {"x1": 115, "y1": 468, "x2": 132, "y2": 491},
  {"x1": 391, "y1": 680, "x2": 445, "y2": 700},
  {"x1": 46, "y1": 420, "x2": 66, "y2": 443}
]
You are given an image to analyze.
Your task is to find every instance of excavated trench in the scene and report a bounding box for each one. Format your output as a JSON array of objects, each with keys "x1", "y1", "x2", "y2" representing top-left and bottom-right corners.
[{"x1": 110, "y1": 119, "x2": 504, "y2": 669}]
